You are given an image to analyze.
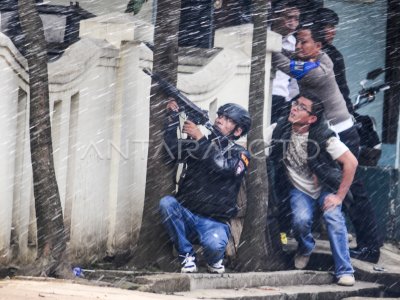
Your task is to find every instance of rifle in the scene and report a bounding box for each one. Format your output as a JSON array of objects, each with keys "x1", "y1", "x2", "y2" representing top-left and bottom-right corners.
[{"x1": 143, "y1": 68, "x2": 222, "y2": 137}]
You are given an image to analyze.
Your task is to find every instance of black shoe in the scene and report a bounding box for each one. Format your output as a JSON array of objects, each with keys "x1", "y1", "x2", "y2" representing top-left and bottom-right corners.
[{"x1": 349, "y1": 246, "x2": 380, "y2": 263}]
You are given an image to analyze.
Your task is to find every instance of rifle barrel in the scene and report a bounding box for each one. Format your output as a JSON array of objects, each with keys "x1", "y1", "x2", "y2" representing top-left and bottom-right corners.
[{"x1": 143, "y1": 68, "x2": 209, "y2": 125}]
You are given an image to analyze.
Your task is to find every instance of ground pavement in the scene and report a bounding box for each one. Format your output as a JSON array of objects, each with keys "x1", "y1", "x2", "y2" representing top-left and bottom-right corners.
[
  {"x1": 0, "y1": 240, "x2": 399, "y2": 299},
  {"x1": 0, "y1": 277, "x2": 199, "y2": 300}
]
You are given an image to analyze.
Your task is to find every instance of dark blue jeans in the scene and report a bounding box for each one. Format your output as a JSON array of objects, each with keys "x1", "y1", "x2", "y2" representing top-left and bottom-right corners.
[
  {"x1": 159, "y1": 195, "x2": 230, "y2": 264},
  {"x1": 290, "y1": 188, "x2": 354, "y2": 278},
  {"x1": 338, "y1": 126, "x2": 381, "y2": 249}
]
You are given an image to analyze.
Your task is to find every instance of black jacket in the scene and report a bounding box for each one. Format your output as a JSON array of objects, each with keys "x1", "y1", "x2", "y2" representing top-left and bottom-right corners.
[
  {"x1": 323, "y1": 44, "x2": 354, "y2": 114},
  {"x1": 269, "y1": 117, "x2": 345, "y2": 203},
  {"x1": 164, "y1": 114, "x2": 250, "y2": 222}
]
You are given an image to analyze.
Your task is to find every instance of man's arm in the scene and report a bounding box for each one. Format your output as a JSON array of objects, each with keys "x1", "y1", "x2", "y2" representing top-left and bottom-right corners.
[
  {"x1": 179, "y1": 114, "x2": 250, "y2": 177},
  {"x1": 322, "y1": 150, "x2": 358, "y2": 211},
  {"x1": 272, "y1": 51, "x2": 292, "y2": 75},
  {"x1": 164, "y1": 100, "x2": 202, "y2": 162},
  {"x1": 272, "y1": 51, "x2": 327, "y2": 81},
  {"x1": 188, "y1": 136, "x2": 250, "y2": 178},
  {"x1": 330, "y1": 48, "x2": 354, "y2": 114},
  {"x1": 210, "y1": 148, "x2": 250, "y2": 178},
  {"x1": 168, "y1": 101, "x2": 250, "y2": 178}
]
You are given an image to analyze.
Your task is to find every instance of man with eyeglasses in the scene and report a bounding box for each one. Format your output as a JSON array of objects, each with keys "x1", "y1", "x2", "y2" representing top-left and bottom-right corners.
[
  {"x1": 272, "y1": 19, "x2": 381, "y2": 264},
  {"x1": 266, "y1": 92, "x2": 357, "y2": 286}
]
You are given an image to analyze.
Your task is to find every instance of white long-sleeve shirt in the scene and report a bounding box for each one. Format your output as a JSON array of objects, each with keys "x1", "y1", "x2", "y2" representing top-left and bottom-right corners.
[{"x1": 272, "y1": 34, "x2": 299, "y2": 100}]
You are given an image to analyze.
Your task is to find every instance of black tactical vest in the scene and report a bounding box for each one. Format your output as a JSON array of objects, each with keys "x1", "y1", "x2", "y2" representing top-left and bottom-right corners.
[{"x1": 269, "y1": 117, "x2": 344, "y2": 201}]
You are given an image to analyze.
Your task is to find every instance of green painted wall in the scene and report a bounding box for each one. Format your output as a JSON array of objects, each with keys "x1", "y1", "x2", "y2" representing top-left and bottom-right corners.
[{"x1": 324, "y1": 1, "x2": 399, "y2": 167}]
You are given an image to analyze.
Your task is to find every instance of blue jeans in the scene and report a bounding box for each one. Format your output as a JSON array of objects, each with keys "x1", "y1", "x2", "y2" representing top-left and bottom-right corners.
[
  {"x1": 290, "y1": 188, "x2": 354, "y2": 277},
  {"x1": 159, "y1": 195, "x2": 230, "y2": 264}
]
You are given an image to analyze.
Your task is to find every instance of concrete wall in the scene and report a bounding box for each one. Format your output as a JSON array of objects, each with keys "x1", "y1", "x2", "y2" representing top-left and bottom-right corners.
[
  {"x1": 0, "y1": 33, "x2": 31, "y2": 263},
  {"x1": 0, "y1": 13, "x2": 278, "y2": 263},
  {"x1": 324, "y1": 1, "x2": 400, "y2": 243},
  {"x1": 324, "y1": 0, "x2": 393, "y2": 166}
]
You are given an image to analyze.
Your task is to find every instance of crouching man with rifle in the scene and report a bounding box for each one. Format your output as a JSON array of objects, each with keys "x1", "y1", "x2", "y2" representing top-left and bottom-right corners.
[
  {"x1": 144, "y1": 69, "x2": 252, "y2": 273},
  {"x1": 154, "y1": 75, "x2": 251, "y2": 273},
  {"x1": 160, "y1": 98, "x2": 251, "y2": 273}
]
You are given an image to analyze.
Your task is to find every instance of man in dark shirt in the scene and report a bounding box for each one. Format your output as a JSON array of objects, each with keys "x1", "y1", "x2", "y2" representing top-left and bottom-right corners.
[
  {"x1": 316, "y1": 7, "x2": 381, "y2": 263},
  {"x1": 160, "y1": 99, "x2": 251, "y2": 273},
  {"x1": 316, "y1": 8, "x2": 353, "y2": 114}
]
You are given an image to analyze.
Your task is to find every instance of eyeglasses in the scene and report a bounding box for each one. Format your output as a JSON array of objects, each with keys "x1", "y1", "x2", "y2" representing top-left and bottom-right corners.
[{"x1": 291, "y1": 100, "x2": 313, "y2": 115}]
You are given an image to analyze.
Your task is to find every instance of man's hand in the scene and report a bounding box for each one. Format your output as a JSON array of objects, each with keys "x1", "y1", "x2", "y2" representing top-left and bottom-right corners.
[
  {"x1": 335, "y1": 150, "x2": 358, "y2": 200},
  {"x1": 183, "y1": 120, "x2": 204, "y2": 141},
  {"x1": 167, "y1": 98, "x2": 179, "y2": 112},
  {"x1": 322, "y1": 193, "x2": 343, "y2": 211},
  {"x1": 167, "y1": 97, "x2": 203, "y2": 140}
]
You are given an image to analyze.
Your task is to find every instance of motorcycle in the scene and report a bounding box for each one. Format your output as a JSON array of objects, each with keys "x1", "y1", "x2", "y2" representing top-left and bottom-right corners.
[{"x1": 353, "y1": 68, "x2": 390, "y2": 167}]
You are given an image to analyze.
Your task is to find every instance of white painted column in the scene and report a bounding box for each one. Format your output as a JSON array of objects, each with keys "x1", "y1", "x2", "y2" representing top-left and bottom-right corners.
[
  {"x1": 17, "y1": 91, "x2": 34, "y2": 263},
  {"x1": 0, "y1": 59, "x2": 19, "y2": 261},
  {"x1": 213, "y1": 25, "x2": 282, "y2": 131},
  {"x1": 10, "y1": 89, "x2": 28, "y2": 259},
  {"x1": 107, "y1": 41, "x2": 150, "y2": 253},
  {"x1": 69, "y1": 60, "x2": 118, "y2": 260}
]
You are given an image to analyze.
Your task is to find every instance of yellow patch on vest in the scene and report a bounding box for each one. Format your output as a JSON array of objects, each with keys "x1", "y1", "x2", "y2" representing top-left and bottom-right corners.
[{"x1": 241, "y1": 153, "x2": 249, "y2": 167}]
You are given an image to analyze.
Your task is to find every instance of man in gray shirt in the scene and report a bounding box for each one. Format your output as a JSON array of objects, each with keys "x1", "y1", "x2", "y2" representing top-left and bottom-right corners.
[{"x1": 272, "y1": 22, "x2": 352, "y2": 129}]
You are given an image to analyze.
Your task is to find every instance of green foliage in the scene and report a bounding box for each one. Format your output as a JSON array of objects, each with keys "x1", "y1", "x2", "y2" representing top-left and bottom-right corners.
[{"x1": 125, "y1": 0, "x2": 147, "y2": 14}]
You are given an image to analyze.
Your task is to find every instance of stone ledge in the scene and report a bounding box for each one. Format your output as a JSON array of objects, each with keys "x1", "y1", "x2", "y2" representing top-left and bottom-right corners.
[
  {"x1": 176, "y1": 282, "x2": 383, "y2": 300},
  {"x1": 49, "y1": 38, "x2": 119, "y2": 92},
  {"x1": 134, "y1": 270, "x2": 335, "y2": 293},
  {"x1": 177, "y1": 48, "x2": 247, "y2": 102},
  {"x1": 215, "y1": 24, "x2": 282, "y2": 58},
  {"x1": 80, "y1": 13, "x2": 154, "y2": 49},
  {"x1": 0, "y1": 33, "x2": 28, "y2": 83}
]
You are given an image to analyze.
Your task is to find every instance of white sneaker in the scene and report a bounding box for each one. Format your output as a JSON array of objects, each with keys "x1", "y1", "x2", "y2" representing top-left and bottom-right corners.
[
  {"x1": 207, "y1": 259, "x2": 225, "y2": 274},
  {"x1": 180, "y1": 254, "x2": 197, "y2": 273},
  {"x1": 294, "y1": 253, "x2": 311, "y2": 270},
  {"x1": 337, "y1": 275, "x2": 355, "y2": 286}
]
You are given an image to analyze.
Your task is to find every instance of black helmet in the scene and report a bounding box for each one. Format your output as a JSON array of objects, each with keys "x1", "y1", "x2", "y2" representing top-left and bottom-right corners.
[{"x1": 217, "y1": 103, "x2": 251, "y2": 136}]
